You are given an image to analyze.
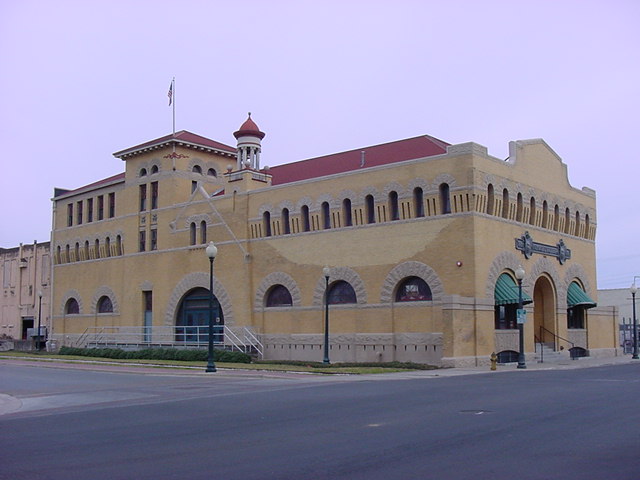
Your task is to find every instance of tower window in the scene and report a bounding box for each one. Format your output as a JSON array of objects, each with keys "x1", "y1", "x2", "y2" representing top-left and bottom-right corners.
[
  {"x1": 365, "y1": 195, "x2": 375, "y2": 224},
  {"x1": 389, "y1": 191, "x2": 399, "y2": 221},
  {"x1": 439, "y1": 183, "x2": 451, "y2": 214},
  {"x1": 322, "y1": 202, "x2": 331, "y2": 229},
  {"x1": 413, "y1": 188, "x2": 424, "y2": 218}
]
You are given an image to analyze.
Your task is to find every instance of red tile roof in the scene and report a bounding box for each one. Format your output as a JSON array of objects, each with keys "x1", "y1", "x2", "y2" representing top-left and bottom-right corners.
[
  {"x1": 57, "y1": 132, "x2": 450, "y2": 199},
  {"x1": 113, "y1": 130, "x2": 236, "y2": 159},
  {"x1": 269, "y1": 134, "x2": 449, "y2": 185},
  {"x1": 54, "y1": 172, "x2": 125, "y2": 198}
]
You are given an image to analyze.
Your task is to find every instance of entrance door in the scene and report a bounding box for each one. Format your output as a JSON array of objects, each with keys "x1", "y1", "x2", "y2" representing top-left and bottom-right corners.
[
  {"x1": 533, "y1": 276, "x2": 556, "y2": 346},
  {"x1": 21, "y1": 317, "x2": 34, "y2": 340},
  {"x1": 176, "y1": 288, "x2": 224, "y2": 344},
  {"x1": 143, "y1": 291, "x2": 152, "y2": 342}
]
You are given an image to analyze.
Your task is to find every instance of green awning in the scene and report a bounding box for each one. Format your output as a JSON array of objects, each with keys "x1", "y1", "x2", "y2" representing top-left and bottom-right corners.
[
  {"x1": 567, "y1": 282, "x2": 597, "y2": 309},
  {"x1": 494, "y1": 273, "x2": 533, "y2": 306}
]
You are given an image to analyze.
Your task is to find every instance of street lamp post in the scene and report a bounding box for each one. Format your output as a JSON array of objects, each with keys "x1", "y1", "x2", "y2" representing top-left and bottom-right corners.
[
  {"x1": 36, "y1": 291, "x2": 43, "y2": 351},
  {"x1": 631, "y1": 283, "x2": 638, "y2": 360},
  {"x1": 206, "y1": 241, "x2": 218, "y2": 373},
  {"x1": 323, "y1": 266, "x2": 330, "y2": 364},
  {"x1": 515, "y1": 265, "x2": 526, "y2": 369}
]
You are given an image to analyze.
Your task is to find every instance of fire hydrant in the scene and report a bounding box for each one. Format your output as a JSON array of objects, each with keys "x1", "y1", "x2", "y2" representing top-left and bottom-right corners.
[{"x1": 490, "y1": 352, "x2": 497, "y2": 371}]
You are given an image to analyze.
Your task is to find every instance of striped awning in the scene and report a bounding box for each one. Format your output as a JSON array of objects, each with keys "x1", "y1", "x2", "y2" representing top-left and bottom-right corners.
[
  {"x1": 494, "y1": 273, "x2": 533, "y2": 306},
  {"x1": 567, "y1": 282, "x2": 597, "y2": 309}
]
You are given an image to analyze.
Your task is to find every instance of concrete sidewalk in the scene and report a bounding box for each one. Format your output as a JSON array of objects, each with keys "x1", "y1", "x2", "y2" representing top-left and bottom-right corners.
[
  {"x1": 435, "y1": 353, "x2": 640, "y2": 377},
  {"x1": 2, "y1": 352, "x2": 638, "y2": 378}
]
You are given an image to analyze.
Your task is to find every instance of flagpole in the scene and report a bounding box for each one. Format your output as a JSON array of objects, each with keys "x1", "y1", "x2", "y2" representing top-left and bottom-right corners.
[
  {"x1": 172, "y1": 77, "x2": 176, "y2": 138},
  {"x1": 168, "y1": 78, "x2": 176, "y2": 169}
]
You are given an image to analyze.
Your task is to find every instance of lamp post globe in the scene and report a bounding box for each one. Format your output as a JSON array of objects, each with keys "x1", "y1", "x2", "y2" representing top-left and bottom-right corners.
[
  {"x1": 206, "y1": 241, "x2": 217, "y2": 373},
  {"x1": 206, "y1": 241, "x2": 218, "y2": 260},
  {"x1": 631, "y1": 283, "x2": 638, "y2": 360},
  {"x1": 515, "y1": 265, "x2": 526, "y2": 369},
  {"x1": 515, "y1": 265, "x2": 525, "y2": 282}
]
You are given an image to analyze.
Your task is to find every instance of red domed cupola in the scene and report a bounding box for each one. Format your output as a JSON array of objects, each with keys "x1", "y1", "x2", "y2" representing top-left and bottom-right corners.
[
  {"x1": 234, "y1": 112, "x2": 265, "y2": 170},
  {"x1": 234, "y1": 113, "x2": 265, "y2": 140}
]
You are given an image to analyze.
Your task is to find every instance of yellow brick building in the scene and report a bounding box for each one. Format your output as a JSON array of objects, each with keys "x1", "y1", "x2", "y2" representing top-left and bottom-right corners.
[{"x1": 49, "y1": 115, "x2": 617, "y2": 366}]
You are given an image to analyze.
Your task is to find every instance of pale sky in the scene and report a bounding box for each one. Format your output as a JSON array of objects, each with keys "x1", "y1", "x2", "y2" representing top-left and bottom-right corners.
[{"x1": 1, "y1": 0, "x2": 638, "y2": 289}]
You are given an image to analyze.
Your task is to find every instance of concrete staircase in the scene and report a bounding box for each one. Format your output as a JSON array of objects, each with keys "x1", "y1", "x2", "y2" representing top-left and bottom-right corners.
[{"x1": 534, "y1": 343, "x2": 570, "y2": 364}]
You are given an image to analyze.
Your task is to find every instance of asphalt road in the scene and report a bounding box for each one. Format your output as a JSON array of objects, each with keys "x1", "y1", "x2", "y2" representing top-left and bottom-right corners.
[{"x1": 1, "y1": 360, "x2": 639, "y2": 480}]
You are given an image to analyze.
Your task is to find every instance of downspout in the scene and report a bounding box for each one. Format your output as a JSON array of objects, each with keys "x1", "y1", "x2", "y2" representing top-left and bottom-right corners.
[
  {"x1": 32, "y1": 241, "x2": 38, "y2": 310},
  {"x1": 49, "y1": 196, "x2": 57, "y2": 347}
]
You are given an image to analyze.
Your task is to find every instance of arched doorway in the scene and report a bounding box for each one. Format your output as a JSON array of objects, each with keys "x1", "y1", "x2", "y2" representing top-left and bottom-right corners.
[
  {"x1": 175, "y1": 287, "x2": 224, "y2": 344},
  {"x1": 533, "y1": 276, "x2": 556, "y2": 347}
]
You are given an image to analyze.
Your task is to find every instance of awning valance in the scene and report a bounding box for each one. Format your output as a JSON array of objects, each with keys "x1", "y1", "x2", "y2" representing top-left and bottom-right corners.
[
  {"x1": 567, "y1": 282, "x2": 597, "y2": 309},
  {"x1": 494, "y1": 273, "x2": 533, "y2": 306}
]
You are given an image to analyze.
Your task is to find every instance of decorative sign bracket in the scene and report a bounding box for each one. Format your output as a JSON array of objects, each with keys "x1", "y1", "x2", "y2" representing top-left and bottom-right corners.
[{"x1": 515, "y1": 231, "x2": 571, "y2": 265}]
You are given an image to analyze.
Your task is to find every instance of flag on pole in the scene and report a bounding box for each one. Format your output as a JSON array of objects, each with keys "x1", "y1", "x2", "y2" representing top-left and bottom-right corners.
[{"x1": 168, "y1": 81, "x2": 173, "y2": 106}]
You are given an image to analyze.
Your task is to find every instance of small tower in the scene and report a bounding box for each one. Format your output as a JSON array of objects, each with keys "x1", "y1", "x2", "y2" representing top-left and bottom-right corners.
[{"x1": 233, "y1": 113, "x2": 266, "y2": 170}]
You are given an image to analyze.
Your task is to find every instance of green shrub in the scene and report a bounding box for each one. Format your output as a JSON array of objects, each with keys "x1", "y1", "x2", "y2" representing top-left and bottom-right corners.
[
  {"x1": 254, "y1": 359, "x2": 436, "y2": 370},
  {"x1": 58, "y1": 346, "x2": 251, "y2": 364}
]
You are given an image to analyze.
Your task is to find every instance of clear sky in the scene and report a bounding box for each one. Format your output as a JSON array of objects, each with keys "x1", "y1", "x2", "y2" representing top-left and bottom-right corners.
[{"x1": 1, "y1": 0, "x2": 638, "y2": 289}]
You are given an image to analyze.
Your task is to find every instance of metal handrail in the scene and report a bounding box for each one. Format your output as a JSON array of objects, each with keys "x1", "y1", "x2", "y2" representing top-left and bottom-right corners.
[
  {"x1": 243, "y1": 327, "x2": 264, "y2": 357},
  {"x1": 534, "y1": 334, "x2": 544, "y2": 363},
  {"x1": 539, "y1": 325, "x2": 576, "y2": 358},
  {"x1": 74, "y1": 325, "x2": 263, "y2": 358}
]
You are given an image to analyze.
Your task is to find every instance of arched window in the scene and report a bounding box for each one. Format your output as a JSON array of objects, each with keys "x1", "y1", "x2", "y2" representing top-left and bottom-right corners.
[
  {"x1": 395, "y1": 277, "x2": 432, "y2": 302},
  {"x1": 84, "y1": 241, "x2": 90, "y2": 260},
  {"x1": 584, "y1": 214, "x2": 590, "y2": 239},
  {"x1": 342, "y1": 199, "x2": 353, "y2": 227},
  {"x1": 529, "y1": 197, "x2": 536, "y2": 225},
  {"x1": 567, "y1": 281, "x2": 596, "y2": 329},
  {"x1": 413, "y1": 187, "x2": 424, "y2": 218},
  {"x1": 564, "y1": 208, "x2": 571, "y2": 234},
  {"x1": 140, "y1": 168, "x2": 147, "y2": 177},
  {"x1": 263, "y1": 211, "x2": 272, "y2": 237},
  {"x1": 496, "y1": 350, "x2": 519, "y2": 363},
  {"x1": 56, "y1": 245, "x2": 61, "y2": 264},
  {"x1": 94, "y1": 240, "x2": 100, "y2": 259},
  {"x1": 116, "y1": 235, "x2": 122, "y2": 256},
  {"x1": 553, "y1": 205, "x2": 560, "y2": 231},
  {"x1": 265, "y1": 284, "x2": 293, "y2": 307},
  {"x1": 105, "y1": 237, "x2": 111, "y2": 257},
  {"x1": 322, "y1": 202, "x2": 331, "y2": 229},
  {"x1": 494, "y1": 273, "x2": 533, "y2": 329},
  {"x1": 487, "y1": 184, "x2": 494, "y2": 216},
  {"x1": 542, "y1": 201, "x2": 548, "y2": 229},
  {"x1": 365, "y1": 195, "x2": 375, "y2": 224},
  {"x1": 439, "y1": 183, "x2": 451, "y2": 214},
  {"x1": 65, "y1": 244, "x2": 70, "y2": 263},
  {"x1": 207, "y1": 168, "x2": 217, "y2": 177},
  {"x1": 97, "y1": 296, "x2": 113, "y2": 313},
  {"x1": 574, "y1": 211, "x2": 581, "y2": 237},
  {"x1": 151, "y1": 165, "x2": 159, "y2": 174},
  {"x1": 502, "y1": 189, "x2": 509, "y2": 219},
  {"x1": 65, "y1": 298, "x2": 79, "y2": 315},
  {"x1": 74, "y1": 242, "x2": 80, "y2": 262},
  {"x1": 200, "y1": 220, "x2": 207, "y2": 244},
  {"x1": 189, "y1": 222, "x2": 196, "y2": 246},
  {"x1": 282, "y1": 208, "x2": 291, "y2": 234},
  {"x1": 192, "y1": 165, "x2": 202, "y2": 174},
  {"x1": 327, "y1": 280, "x2": 357, "y2": 305},
  {"x1": 175, "y1": 287, "x2": 223, "y2": 343},
  {"x1": 516, "y1": 193, "x2": 523, "y2": 222},
  {"x1": 301, "y1": 205, "x2": 310, "y2": 232},
  {"x1": 389, "y1": 191, "x2": 399, "y2": 221}
]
